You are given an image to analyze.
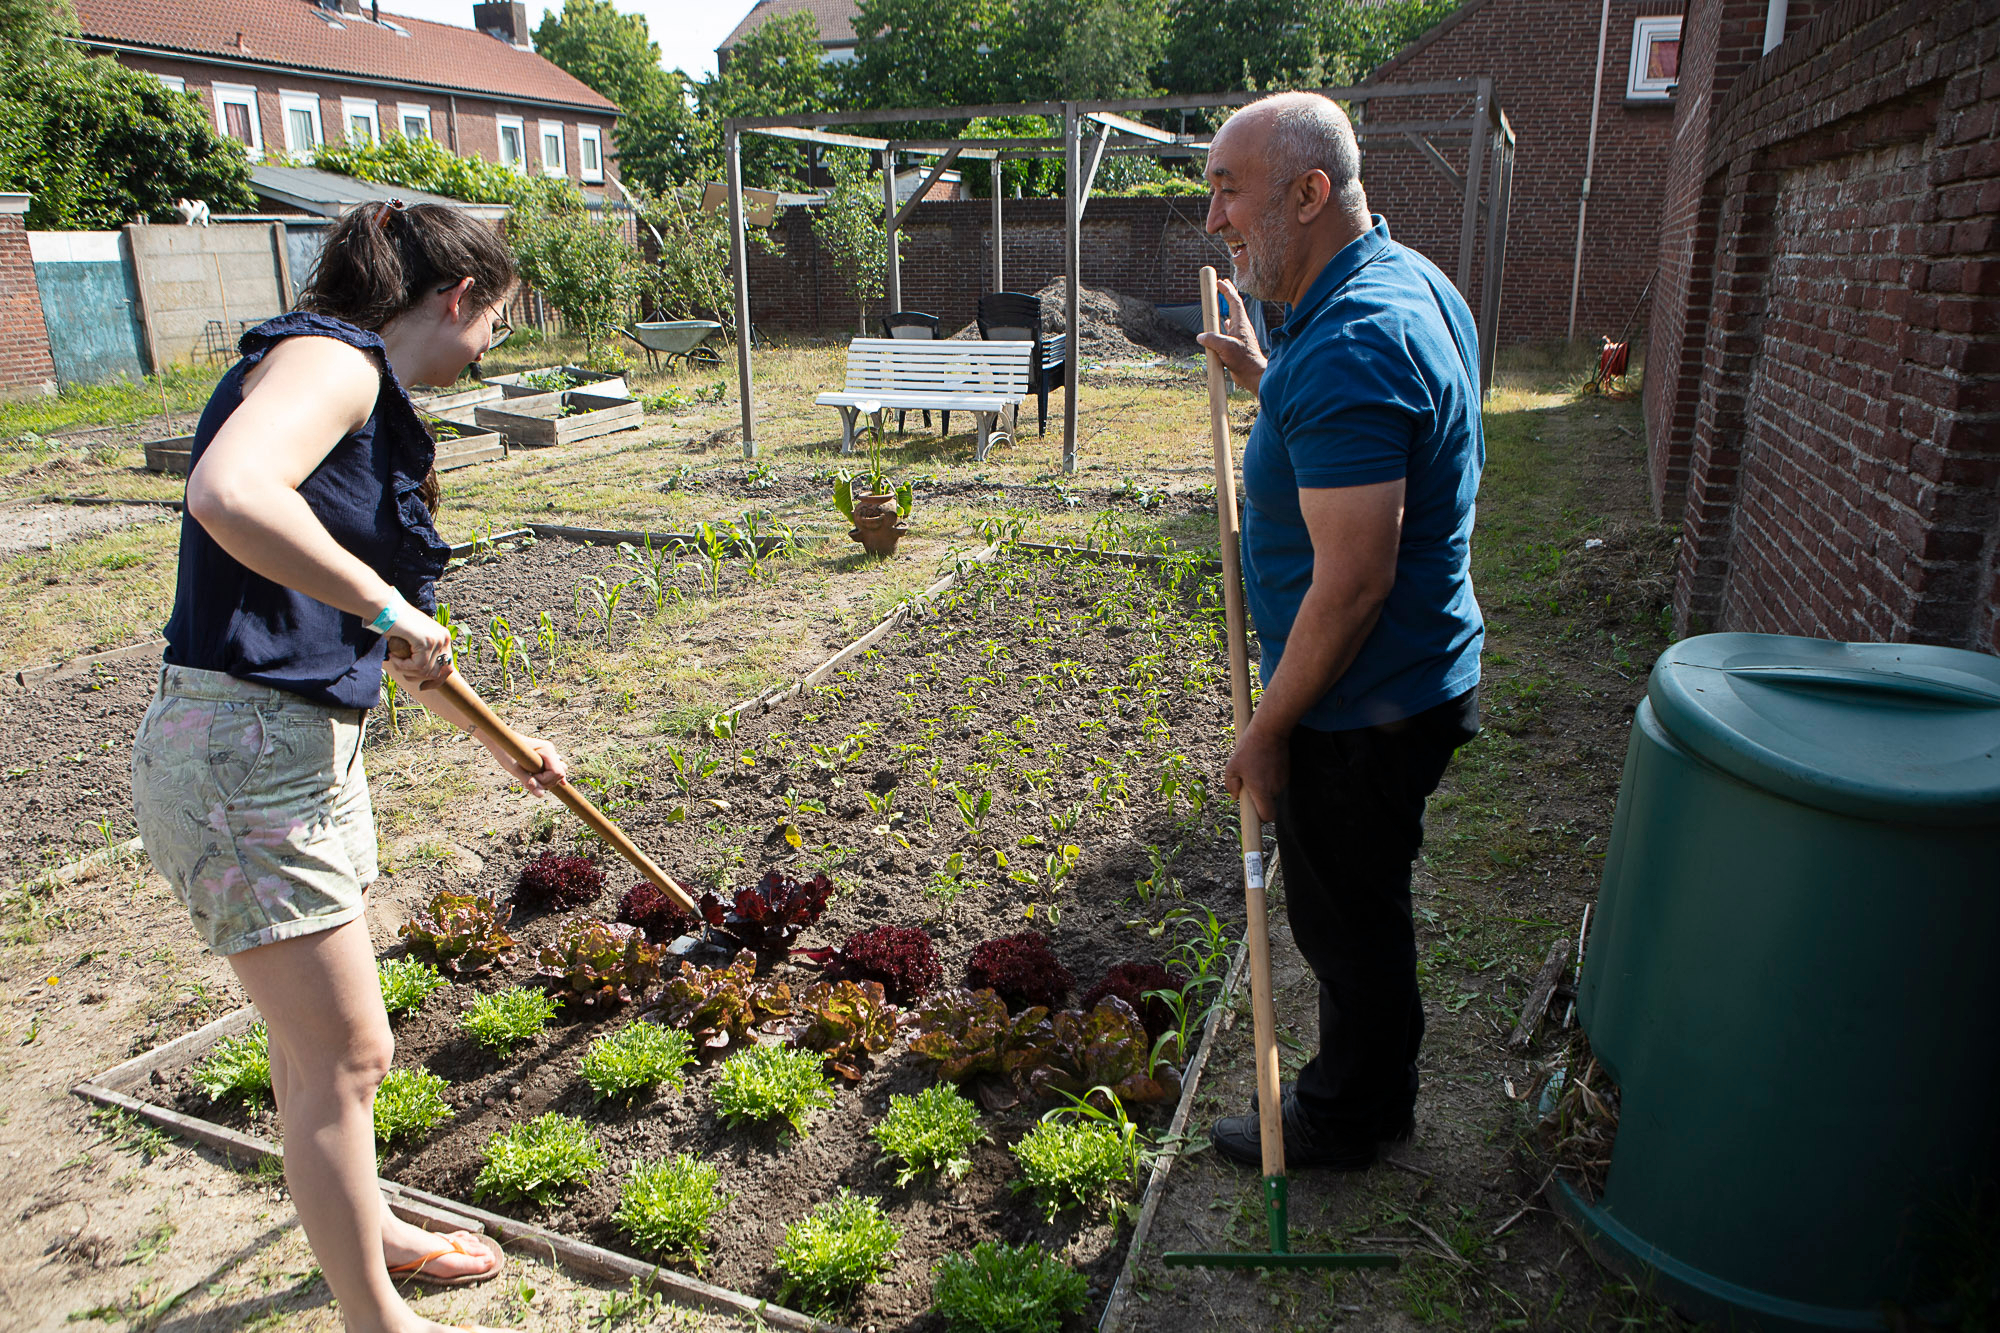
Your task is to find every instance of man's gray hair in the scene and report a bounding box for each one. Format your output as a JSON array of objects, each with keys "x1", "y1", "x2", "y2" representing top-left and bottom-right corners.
[{"x1": 1258, "y1": 93, "x2": 1364, "y2": 210}]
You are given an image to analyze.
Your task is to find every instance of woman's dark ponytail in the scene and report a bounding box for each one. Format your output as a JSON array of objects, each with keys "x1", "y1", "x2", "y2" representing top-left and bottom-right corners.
[
  {"x1": 297, "y1": 201, "x2": 515, "y2": 334},
  {"x1": 296, "y1": 201, "x2": 515, "y2": 515}
]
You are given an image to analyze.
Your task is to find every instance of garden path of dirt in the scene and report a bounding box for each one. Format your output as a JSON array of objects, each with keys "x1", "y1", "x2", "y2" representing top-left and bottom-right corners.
[
  {"x1": 0, "y1": 503, "x2": 179, "y2": 559},
  {"x1": 1123, "y1": 391, "x2": 1689, "y2": 1329}
]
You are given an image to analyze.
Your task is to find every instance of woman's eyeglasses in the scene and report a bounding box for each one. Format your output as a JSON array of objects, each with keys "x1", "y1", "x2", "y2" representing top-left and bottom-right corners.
[{"x1": 487, "y1": 317, "x2": 513, "y2": 351}]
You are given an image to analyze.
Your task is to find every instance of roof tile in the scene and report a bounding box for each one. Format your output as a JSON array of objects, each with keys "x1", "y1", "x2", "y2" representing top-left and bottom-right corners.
[{"x1": 76, "y1": 0, "x2": 618, "y2": 112}]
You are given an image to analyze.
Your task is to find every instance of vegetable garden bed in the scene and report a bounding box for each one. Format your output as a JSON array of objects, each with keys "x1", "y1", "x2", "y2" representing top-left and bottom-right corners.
[
  {"x1": 476, "y1": 390, "x2": 644, "y2": 448},
  {"x1": 76, "y1": 547, "x2": 1260, "y2": 1331}
]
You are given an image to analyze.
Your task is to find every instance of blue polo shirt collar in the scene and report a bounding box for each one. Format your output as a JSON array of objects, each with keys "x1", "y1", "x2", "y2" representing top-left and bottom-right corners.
[{"x1": 1271, "y1": 215, "x2": 1394, "y2": 345}]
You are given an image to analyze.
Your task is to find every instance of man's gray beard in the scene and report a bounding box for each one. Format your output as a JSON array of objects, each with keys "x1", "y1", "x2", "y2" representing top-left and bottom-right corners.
[{"x1": 1231, "y1": 201, "x2": 1294, "y2": 300}]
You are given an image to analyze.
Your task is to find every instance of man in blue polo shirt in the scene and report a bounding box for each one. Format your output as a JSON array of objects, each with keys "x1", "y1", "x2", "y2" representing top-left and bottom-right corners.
[{"x1": 1199, "y1": 92, "x2": 1484, "y2": 1170}]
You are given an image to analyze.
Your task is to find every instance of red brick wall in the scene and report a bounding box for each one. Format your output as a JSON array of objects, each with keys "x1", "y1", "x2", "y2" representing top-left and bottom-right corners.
[
  {"x1": 0, "y1": 211, "x2": 57, "y2": 398},
  {"x1": 113, "y1": 54, "x2": 618, "y2": 187},
  {"x1": 1652, "y1": 0, "x2": 2000, "y2": 653},
  {"x1": 1363, "y1": 0, "x2": 1680, "y2": 344},
  {"x1": 746, "y1": 195, "x2": 1231, "y2": 333}
]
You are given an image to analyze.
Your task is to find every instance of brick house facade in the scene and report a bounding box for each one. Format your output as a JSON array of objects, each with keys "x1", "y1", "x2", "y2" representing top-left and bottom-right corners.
[
  {"x1": 0, "y1": 197, "x2": 59, "y2": 399},
  {"x1": 1645, "y1": 0, "x2": 2000, "y2": 655},
  {"x1": 1362, "y1": 0, "x2": 1684, "y2": 345},
  {"x1": 73, "y1": 0, "x2": 621, "y2": 196}
]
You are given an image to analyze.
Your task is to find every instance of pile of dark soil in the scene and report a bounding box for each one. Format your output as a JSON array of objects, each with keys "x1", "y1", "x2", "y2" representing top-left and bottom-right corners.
[{"x1": 1031, "y1": 282, "x2": 1203, "y2": 361}]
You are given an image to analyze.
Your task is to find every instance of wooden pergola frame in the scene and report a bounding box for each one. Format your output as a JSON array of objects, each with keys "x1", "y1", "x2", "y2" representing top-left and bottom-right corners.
[{"x1": 723, "y1": 79, "x2": 1515, "y2": 471}]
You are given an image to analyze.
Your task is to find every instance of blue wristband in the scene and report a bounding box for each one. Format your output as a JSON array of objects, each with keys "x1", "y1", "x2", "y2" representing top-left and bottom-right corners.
[{"x1": 367, "y1": 591, "x2": 408, "y2": 635}]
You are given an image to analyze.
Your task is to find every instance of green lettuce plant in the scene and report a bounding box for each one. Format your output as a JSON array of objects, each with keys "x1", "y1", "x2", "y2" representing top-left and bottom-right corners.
[
  {"x1": 581, "y1": 1022, "x2": 696, "y2": 1104},
  {"x1": 614, "y1": 1153, "x2": 727, "y2": 1264},
  {"x1": 474, "y1": 1112, "x2": 605, "y2": 1206},
  {"x1": 871, "y1": 1084, "x2": 983, "y2": 1187},
  {"x1": 712, "y1": 1044, "x2": 834, "y2": 1138},
  {"x1": 930, "y1": 1241, "x2": 1089, "y2": 1333},
  {"x1": 378, "y1": 956, "x2": 446, "y2": 1017},
  {"x1": 374, "y1": 1067, "x2": 451, "y2": 1147},
  {"x1": 192, "y1": 1023, "x2": 271, "y2": 1107},
  {"x1": 774, "y1": 1190, "x2": 901, "y2": 1316},
  {"x1": 461, "y1": 986, "x2": 559, "y2": 1055}
]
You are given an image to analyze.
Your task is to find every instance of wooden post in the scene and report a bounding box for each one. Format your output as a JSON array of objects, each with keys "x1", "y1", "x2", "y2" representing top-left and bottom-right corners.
[
  {"x1": 123, "y1": 224, "x2": 163, "y2": 375},
  {"x1": 1455, "y1": 80, "x2": 1490, "y2": 301},
  {"x1": 270, "y1": 221, "x2": 293, "y2": 310},
  {"x1": 1061, "y1": 103, "x2": 1081, "y2": 475},
  {"x1": 991, "y1": 166, "x2": 1004, "y2": 293},
  {"x1": 726, "y1": 126, "x2": 755, "y2": 458},
  {"x1": 1478, "y1": 116, "x2": 1513, "y2": 397},
  {"x1": 881, "y1": 146, "x2": 900, "y2": 316}
]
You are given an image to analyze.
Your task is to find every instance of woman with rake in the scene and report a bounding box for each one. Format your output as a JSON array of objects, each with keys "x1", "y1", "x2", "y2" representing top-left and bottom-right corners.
[{"x1": 132, "y1": 200, "x2": 565, "y2": 1333}]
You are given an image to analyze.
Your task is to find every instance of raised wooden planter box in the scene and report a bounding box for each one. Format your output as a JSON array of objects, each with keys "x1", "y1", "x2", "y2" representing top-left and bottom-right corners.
[
  {"x1": 142, "y1": 434, "x2": 195, "y2": 476},
  {"x1": 487, "y1": 366, "x2": 629, "y2": 400},
  {"x1": 474, "y1": 390, "x2": 643, "y2": 448},
  {"x1": 410, "y1": 383, "x2": 504, "y2": 413},
  {"x1": 431, "y1": 424, "x2": 506, "y2": 472}
]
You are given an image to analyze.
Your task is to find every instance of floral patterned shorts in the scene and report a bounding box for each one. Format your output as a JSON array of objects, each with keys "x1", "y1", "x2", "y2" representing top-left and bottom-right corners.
[{"x1": 132, "y1": 665, "x2": 376, "y2": 956}]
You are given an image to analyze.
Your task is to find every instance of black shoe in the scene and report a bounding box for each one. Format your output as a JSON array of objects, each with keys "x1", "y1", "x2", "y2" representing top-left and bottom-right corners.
[
  {"x1": 1251, "y1": 1082, "x2": 1416, "y2": 1144},
  {"x1": 1210, "y1": 1091, "x2": 1378, "y2": 1171}
]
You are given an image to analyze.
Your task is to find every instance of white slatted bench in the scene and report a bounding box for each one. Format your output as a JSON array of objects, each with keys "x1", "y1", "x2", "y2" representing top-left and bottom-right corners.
[{"x1": 816, "y1": 338, "x2": 1032, "y2": 461}]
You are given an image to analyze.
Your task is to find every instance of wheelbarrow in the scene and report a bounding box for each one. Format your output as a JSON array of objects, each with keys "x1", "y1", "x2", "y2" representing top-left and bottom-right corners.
[{"x1": 621, "y1": 320, "x2": 725, "y2": 371}]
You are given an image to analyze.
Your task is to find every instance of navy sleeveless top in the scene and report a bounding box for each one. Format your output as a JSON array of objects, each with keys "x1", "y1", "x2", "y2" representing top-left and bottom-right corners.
[{"x1": 162, "y1": 313, "x2": 451, "y2": 711}]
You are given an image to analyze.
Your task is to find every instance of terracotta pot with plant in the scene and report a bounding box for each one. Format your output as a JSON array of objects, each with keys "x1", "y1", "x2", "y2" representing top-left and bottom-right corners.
[{"x1": 833, "y1": 400, "x2": 912, "y2": 557}]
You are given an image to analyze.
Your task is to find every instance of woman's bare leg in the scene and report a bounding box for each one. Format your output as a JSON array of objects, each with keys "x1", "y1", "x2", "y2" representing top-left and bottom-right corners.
[{"x1": 227, "y1": 916, "x2": 478, "y2": 1332}]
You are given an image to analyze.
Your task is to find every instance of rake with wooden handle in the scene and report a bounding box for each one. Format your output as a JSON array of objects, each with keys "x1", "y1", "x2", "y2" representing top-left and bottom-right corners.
[
  {"x1": 388, "y1": 640, "x2": 699, "y2": 918},
  {"x1": 1160, "y1": 267, "x2": 1399, "y2": 1273}
]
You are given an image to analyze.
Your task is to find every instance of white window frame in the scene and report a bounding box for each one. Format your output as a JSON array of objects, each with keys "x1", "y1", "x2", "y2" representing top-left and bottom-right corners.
[
  {"x1": 577, "y1": 124, "x2": 603, "y2": 182},
  {"x1": 341, "y1": 97, "x2": 380, "y2": 144},
  {"x1": 1627, "y1": 15, "x2": 1683, "y2": 101},
  {"x1": 538, "y1": 119, "x2": 566, "y2": 176},
  {"x1": 279, "y1": 89, "x2": 324, "y2": 153},
  {"x1": 497, "y1": 114, "x2": 526, "y2": 173},
  {"x1": 212, "y1": 82, "x2": 263, "y2": 160},
  {"x1": 396, "y1": 102, "x2": 432, "y2": 140},
  {"x1": 152, "y1": 72, "x2": 186, "y2": 93}
]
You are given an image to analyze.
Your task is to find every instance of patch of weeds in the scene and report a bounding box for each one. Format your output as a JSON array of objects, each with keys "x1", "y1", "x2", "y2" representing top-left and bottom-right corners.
[
  {"x1": 460, "y1": 987, "x2": 559, "y2": 1055},
  {"x1": 373, "y1": 1067, "x2": 451, "y2": 1147},
  {"x1": 711, "y1": 1044, "x2": 835, "y2": 1138},
  {"x1": 773, "y1": 1190, "x2": 901, "y2": 1317},
  {"x1": 871, "y1": 1084, "x2": 984, "y2": 1187},
  {"x1": 930, "y1": 1240, "x2": 1089, "y2": 1333},
  {"x1": 473, "y1": 1112, "x2": 605, "y2": 1205},
  {"x1": 614, "y1": 1153, "x2": 728, "y2": 1264},
  {"x1": 590, "y1": 1275, "x2": 668, "y2": 1330},
  {"x1": 581, "y1": 1022, "x2": 696, "y2": 1104},
  {"x1": 378, "y1": 956, "x2": 446, "y2": 1017},
  {"x1": 90, "y1": 1107, "x2": 169, "y2": 1163},
  {"x1": 191, "y1": 1023, "x2": 272, "y2": 1106}
]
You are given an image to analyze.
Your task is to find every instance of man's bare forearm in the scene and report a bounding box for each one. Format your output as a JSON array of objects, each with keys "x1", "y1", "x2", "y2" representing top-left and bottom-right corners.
[{"x1": 1249, "y1": 576, "x2": 1386, "y2": 737}]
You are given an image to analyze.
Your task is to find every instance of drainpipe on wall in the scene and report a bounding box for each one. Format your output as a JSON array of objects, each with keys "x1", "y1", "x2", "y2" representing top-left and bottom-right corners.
[
  {"x1": 447, "y1": 94, "x2": 459, "y2": 153},
  {"x1": 1566, "y1": 0, "x2": 1613, "y2": 343},
  {"x1": 1763, "y1": 0, "x2": 1789, "y2": 53}
]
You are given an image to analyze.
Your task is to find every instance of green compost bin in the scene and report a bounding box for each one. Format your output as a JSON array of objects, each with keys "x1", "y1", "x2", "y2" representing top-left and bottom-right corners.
[{"x1": 1571, "y1": 634, "x2": 2000, "y2": 1331}]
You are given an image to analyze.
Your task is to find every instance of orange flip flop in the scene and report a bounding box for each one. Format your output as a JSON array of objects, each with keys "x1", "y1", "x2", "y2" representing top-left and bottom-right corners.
[{"x1": 388, "y1": 1230, "x2": 506, "y2": 1288}]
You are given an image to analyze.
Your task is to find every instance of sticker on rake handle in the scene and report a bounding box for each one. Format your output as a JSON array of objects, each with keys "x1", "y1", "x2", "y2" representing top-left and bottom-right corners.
[{"x1": 1244, "y1": 852, "x2": 1264, "y2": 890}]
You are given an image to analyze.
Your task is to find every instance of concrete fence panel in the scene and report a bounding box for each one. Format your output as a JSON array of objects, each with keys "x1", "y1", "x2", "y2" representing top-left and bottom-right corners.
[{"x1": 126, "y1": 222, "x2": 292, "y2": 369}]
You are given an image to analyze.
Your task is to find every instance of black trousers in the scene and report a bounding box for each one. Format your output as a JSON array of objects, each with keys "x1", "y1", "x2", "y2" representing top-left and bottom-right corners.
[{"x1": 1271, "y1": 686, "x2": 1480, "y2": 1137}]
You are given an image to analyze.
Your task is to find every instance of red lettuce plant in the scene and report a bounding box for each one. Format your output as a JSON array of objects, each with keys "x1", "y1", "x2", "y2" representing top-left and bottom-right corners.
[
  {"x1": 822, "y1": 925, "x2": 943, "y2": 1004},
  {"x1": 907, "y1": 988, "x2": 1057, "y2": 1083},
  {"x1": 788, "y1": 979, "x2": 897, "y2": 1081},
  {"x1": 399, "y1": 891, "x2": 519, "y2": 977},
  {"x1": 515, "y1": 852, "x2": 605, "y2": 911},
  {"x1": 908, "y1": 990, "x2": 1180, "y2": 1107},
  {"x1": 1079, "y1": 961, "x2": 1186, "y2": 1040},
  {"x1": 643, "y1": 958, "x2": 792, "y2": 1056},
  {"x1": 617, "y1": 881, "x2": 700, "y2": 943},
  {"x1": 1022, "y1": 996, "x2": 1182, "y2": 1107},
  {"x1": 535, "y1": 916, "x2": 663, "y2": 1008},
  {"x1": 698, "y1": 870, "x2": 835, "y2": 956},
  {"x1": 967, "y1": 931, "x2": 1072, "y2": 1011}
]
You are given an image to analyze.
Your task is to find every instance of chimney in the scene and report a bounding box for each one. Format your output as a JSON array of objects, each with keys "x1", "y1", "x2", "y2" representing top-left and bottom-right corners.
[
  {"x1": 473, "y1": 1, "x2": 530, "y2": 47},
  {"x1": 339, "y1": 0, "x2": 363, "y2": 15}
]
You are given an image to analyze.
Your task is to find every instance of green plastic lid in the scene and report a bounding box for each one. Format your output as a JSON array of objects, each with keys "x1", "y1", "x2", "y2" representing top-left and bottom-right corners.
[{"x1": 1648, "y1": 634, "x2": 2000, "y2": 826}]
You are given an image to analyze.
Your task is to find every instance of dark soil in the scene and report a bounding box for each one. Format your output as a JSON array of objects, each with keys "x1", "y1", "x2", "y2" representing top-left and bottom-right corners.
[
  {"x1": 663, "y1": 470, "x2": 1215, "y2": 516},
  {"x1": 0, "y1": 536, "x2": 745, "y2": 879},
  {"x1": 159, "y1": 551, "x2": 1255, "y2": 1329},
  {"x1": 1031, "y1": 281, "x2": 1204, "y2": 362}
]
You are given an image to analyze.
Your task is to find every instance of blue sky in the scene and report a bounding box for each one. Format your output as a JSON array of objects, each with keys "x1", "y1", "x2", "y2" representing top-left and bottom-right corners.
[{"x1": 381, "y1": 0, "x2": 743, "y2": 82}]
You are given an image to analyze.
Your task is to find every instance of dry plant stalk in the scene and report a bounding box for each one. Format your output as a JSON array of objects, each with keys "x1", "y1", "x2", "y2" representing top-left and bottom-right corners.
[{"x1": 1532, "y1": 1042, "x2": 1622, "y2": 1200}]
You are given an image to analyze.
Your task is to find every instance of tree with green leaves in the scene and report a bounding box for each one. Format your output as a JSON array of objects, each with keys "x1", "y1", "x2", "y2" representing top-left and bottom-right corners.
[
  {"x1": 809, "y1": 149, "x2": 887, "y2": 334},
  {"x1": 842, "y1": 0, "x2": 1018, "y2": 114},
  {"x1": 697, "y1": 14, "x2": 832, "y2": 190},
  {"x1": 531, "y1": 0, "x2": 710, "y2": 191},
  {"x1": 0, "y1": 0, "x2": 254, "y2": 228},
  {"x1": 1005, "y1": 0, "x2": 1165, "y2": 102},
  {"x1": 1160, "y1": 0, "x2": 1453, "y2": 94},
  {"x1": 507, "y1": 199, "x2": 647, "y2": 362}
]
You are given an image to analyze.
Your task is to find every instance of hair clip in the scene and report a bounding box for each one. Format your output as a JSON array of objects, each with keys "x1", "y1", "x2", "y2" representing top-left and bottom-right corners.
[{"x1": 375, "y1": 199, "x2": 407, "y2": 230}]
